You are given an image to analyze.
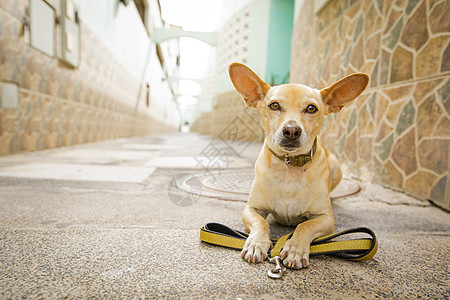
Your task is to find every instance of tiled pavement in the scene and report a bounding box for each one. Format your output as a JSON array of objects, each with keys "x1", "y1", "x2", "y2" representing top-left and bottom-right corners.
[{"x1": 0, "y1": 133, "x2": 448, "y2": 298}]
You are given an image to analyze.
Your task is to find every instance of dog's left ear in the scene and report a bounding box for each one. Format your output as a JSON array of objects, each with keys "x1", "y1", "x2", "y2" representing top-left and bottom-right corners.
[{"x1": 321, "y1": 73, "x2": 369, "y2": 114}]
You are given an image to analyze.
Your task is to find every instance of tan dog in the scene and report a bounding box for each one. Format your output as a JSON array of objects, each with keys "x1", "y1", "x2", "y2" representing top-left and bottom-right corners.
[{"x1": 228, "y1": 63, "x2": 368, "y2": 269}]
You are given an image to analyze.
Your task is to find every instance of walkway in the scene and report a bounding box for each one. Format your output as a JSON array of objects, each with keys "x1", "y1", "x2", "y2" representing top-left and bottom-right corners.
[{"x1": 0, "y1": 133, "x2": 448, "y2": 298}]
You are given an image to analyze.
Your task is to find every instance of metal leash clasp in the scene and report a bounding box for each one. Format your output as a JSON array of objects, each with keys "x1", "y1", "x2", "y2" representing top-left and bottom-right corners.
[
  {"x1": 284, "y1": 155, "x2": 291, "y2": 165},
  {"x1": 267, "y1": 256, "x2": 287, "y2": 279}
]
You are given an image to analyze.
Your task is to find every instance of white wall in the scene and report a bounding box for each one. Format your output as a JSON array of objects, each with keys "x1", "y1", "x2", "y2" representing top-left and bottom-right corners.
[
  {"x1": 294, "y1": 0, "x2": 305, "y2": 24},
  {"x1": 191, "y1": 0, "x2": 271, "y2": 125},
  {"x1": 215, "y1": 0, "x2": 270, "y2": 94},
  {"x1": 73, "y1": 0, "x2": 148, "y2": 81},
  {"x1": 72, "y1": 0, "x2": 180, "y2": 127},
  {"x1": 216, "y1": 0, "x2": 255, "y2": 30}
]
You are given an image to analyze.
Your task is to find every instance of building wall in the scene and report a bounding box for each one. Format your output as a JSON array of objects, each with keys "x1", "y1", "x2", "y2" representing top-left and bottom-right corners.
[
  {"x1": 291, "y1": 0, "x2": 449, "y2": 209},
  {"x1": 192, "y1": 0, "x2": 293, "y2": 143},
  {"x1": 0, "y1": 0, "x2": 179, "y2": 156},
  {"x1": 215, "y1": 0, "x2": 271, "y2": 95},
  {"x1": 192, "y1": 0, "x2": 270, "y2": 140}
]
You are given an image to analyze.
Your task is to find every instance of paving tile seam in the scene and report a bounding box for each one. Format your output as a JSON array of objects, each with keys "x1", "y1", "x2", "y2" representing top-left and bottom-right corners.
[
  {"x1": 363, "y1": 198, "x2": 432, "y2": 207},
  {"x1": 0, "y1": 182, "x2": 149, "y2": 191},
  {"x1": 335, "y1": 195, "x2": 434, "y2": 207},
  {"x1": 399, "y1": 231, "x2": 450, "y2": 236}
]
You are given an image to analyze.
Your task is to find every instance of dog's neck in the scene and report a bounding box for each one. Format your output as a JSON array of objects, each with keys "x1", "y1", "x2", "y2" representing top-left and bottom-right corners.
[{"x1": 267, "y1": 137, "x2": 318, "y2": 167}]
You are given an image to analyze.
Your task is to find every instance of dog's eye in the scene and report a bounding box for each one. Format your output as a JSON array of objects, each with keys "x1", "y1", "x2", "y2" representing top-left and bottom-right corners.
[
  {"x1": 268, "y1": 102, "x2": 281, "y2": 111},
  {"x1": 305, "y1": 105, "x2": 318, "y2": 114}
]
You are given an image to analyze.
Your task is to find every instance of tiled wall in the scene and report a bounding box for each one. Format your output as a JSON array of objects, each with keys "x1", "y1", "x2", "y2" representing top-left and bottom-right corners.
[
  {"x1": 291, "y1": 0, "x2": 449, "y2": 209},
  {"x1": 0, "y1": 1, "x2": 175, "y2": 155}
]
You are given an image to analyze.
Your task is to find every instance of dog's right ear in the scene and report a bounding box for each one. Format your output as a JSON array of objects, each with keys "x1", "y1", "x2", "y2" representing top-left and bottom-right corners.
[{"x1": 228, "y1": 63, "x2": 271, "y2": 107}]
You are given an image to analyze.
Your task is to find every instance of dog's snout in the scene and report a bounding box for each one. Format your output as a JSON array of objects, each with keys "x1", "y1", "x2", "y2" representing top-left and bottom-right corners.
[{"x1": 282, "y1": 124, "x2": 302, "y2": 140}]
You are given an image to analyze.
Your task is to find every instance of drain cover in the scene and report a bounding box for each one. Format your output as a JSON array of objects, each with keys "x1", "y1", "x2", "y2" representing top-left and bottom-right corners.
[
  {"x1": 178, "y1": 170, "x2": 252, "y2": 201},
  {"x1": 176, "y1": 169, "x2": 361, "y2": 202},
  {"x1": 202, "y1": 172, "x2": 253, "y2": 194}
]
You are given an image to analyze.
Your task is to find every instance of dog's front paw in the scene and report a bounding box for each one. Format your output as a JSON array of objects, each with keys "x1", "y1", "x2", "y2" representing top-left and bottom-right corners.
[
  {"x1": 241, "y1": 234, "x2": 272, "y2": 263},
  {"x1": 280, "y1": 239, "x2": 310, "y2": 269}
]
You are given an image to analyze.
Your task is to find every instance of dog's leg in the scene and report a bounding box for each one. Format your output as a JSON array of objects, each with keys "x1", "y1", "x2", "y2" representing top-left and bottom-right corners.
[
  {"x1": 280, "y1": 211, "x2": 334, "y2": 269},
  {"x1": 241, "y1": 205, "x2": 272, "y2": 263}
]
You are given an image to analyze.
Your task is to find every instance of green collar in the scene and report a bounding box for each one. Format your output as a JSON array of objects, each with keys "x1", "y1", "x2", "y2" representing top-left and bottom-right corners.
[{"x1": 268, "y1": 138, "x2": 317, "y2": 167}]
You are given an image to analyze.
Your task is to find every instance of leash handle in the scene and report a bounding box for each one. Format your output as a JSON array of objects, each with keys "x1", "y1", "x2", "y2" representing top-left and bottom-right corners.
[{"x1": 200, "y1": 223, "x2": 378, "y2": 261}]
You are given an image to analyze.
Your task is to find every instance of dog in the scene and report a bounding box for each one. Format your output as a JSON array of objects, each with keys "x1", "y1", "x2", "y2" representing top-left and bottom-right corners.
[{"x1": 228, "y1": 63, "x2": 369, "y2": 269}]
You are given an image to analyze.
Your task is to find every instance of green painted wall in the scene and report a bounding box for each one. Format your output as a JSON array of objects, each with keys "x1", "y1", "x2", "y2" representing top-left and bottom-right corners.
[{"x1": 265, "y1": 0, "x2": 294, "y2": 85}]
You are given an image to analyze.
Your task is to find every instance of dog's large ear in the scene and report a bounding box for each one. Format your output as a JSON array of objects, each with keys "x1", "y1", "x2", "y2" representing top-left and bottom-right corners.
[
  {"x1": 228, "y1": 63, "x2": 271, "y2": 107},
  {"x1": 321, "y1": 73, "x2": 369, "y2": 114}
]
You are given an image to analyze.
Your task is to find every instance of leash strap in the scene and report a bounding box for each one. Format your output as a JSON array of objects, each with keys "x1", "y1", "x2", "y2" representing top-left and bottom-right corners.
[{"x1": 200, "y1": 223, "x2": 378, "y2": 261}]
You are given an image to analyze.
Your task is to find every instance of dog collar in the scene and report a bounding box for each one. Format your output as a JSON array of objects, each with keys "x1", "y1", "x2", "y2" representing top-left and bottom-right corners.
[{"x1": 268, "y1": 138, "x2": 317, "y2": 167}]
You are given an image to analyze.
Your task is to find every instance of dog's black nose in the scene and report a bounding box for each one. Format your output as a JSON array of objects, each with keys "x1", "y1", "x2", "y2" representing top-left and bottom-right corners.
[{"x1": 282, "y1": 125, "x2": 301, "y2": 140}]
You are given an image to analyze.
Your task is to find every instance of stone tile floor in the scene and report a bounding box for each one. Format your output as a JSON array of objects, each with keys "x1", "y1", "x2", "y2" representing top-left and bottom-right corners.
[{"x1": 0, "y1": 132, "x2": 448, "y2": 299}]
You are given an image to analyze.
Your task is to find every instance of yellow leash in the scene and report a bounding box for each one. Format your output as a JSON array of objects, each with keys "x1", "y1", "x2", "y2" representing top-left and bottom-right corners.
[{"x1": 200, "y1": 223, "x2": 378, "y2": 266}]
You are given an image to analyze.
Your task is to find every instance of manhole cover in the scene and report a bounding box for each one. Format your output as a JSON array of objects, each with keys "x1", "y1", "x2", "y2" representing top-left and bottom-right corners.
[
  {"x1": 176, "y1": 169, "x2": 361, "y2": 202},
  {"x1": 202, "y1": 172, "x2": 254, "y2": 194},
  {"x1": 177, "y1": 170, "x2": 252, "y2": 201}
]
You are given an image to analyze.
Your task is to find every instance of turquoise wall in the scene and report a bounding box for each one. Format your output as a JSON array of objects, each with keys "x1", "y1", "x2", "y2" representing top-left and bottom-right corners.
[{"x1": 265, "y1": 0, "x2": 294, "y2": 85}]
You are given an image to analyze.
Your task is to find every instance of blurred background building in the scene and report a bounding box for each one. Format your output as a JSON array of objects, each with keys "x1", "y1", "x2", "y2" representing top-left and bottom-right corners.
[
  {"x1": 191, "y1": 0, "x2": 294, "y2": 140},
  {"x1": 0, "y1": 0, "x2": 449, "y2": 208}
]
